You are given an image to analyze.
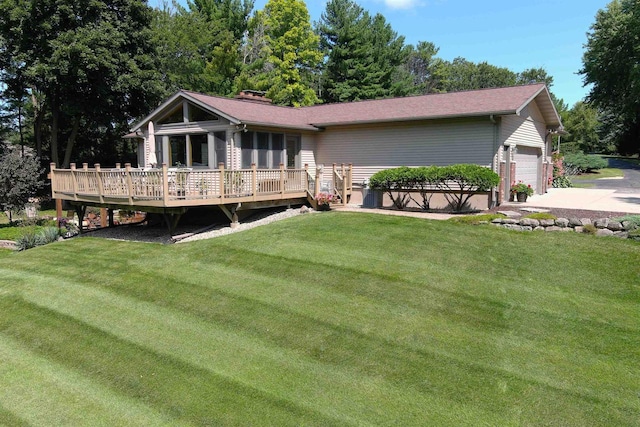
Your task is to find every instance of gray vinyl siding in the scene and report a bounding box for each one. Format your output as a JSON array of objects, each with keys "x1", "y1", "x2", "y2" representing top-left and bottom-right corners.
[
  {"x1": 315, "y1": 120, "x2": 495, "y2": 184},
  {"x1": 501, "y1": 103, "x2": 547, "y2": 149},
  {"x1": 301, "y1": 135, "x2": 316, "y2": 175}
]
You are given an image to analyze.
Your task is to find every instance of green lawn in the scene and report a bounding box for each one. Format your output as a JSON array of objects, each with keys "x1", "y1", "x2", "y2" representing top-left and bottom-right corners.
[{"x1": 0, "y1": 212, "x2": 638, "y2": 425}]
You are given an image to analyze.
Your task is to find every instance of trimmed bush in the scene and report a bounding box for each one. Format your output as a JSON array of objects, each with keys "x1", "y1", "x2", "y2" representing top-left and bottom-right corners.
[
  {"x1": 563, "y1": 153, "x2": 607, "y2": 173},
  {"x1": 37, "y1": 226, "x2": 61, "y2": 245},
  {"x1": 437, "y1": 164, "x2": 500, "y2": 212},
  {"x1": 369, "y1": 164, "x2": 500, "y2": 212}
]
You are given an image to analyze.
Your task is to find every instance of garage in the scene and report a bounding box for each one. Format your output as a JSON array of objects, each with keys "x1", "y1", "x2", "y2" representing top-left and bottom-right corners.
[{"x1": 514, "y1": 146, "x2": 540, "y2": 193}]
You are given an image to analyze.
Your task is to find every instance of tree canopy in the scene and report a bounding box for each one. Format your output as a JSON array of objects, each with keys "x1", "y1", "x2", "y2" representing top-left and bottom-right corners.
[{"x1": 581, "y1": 0, "x2": 640, "y2": 154}]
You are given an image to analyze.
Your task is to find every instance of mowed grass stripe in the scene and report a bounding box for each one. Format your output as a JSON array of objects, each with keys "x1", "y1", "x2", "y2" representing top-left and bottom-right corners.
[
  {"x1": 3, "y1": 268, "x2": 636, "y2": 420},
  {"x1": 0, "y1": 334, "x2": 181, "y2": 427},
  {"x1": 1, "y1": 213, "x2": 638, "y2": 425},
  {"x1": 0, "y1": 296, "x2": 350, "y2": 426},
  {"x1": 1, "y1": 274, "x2": 510, "y2": 425}
]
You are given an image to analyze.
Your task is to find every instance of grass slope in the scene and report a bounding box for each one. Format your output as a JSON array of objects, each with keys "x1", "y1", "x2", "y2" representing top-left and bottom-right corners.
[{"x1": 0, "y1": 212, "x2": 638, "y2": 425}]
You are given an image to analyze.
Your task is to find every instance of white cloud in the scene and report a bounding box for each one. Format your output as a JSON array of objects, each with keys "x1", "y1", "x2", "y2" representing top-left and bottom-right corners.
[{"x1": 383, "y1": 0, "x2": 423, "y2": 10}]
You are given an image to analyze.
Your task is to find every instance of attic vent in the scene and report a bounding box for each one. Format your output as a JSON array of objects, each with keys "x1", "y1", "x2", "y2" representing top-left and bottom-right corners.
[{"x1": 235, "y1": 90, "x2": 272, "y2": 104}]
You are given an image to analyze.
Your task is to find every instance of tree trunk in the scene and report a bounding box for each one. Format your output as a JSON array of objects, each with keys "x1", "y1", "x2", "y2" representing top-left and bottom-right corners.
[
  {"x1": 50, "y1": 92, "x2": 59, "y2": 167},
  {"x1": 32, "y1": 91, "x2": 44, "y2": 159},
  {"x1": 62, "y1": 116, "x2": 80, "y2": 169}
]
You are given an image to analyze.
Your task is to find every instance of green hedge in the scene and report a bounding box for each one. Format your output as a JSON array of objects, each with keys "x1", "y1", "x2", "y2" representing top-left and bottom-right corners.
[
  {"x1": 563, "y1": 153, "x2": 607, "y2": 173},
  {"x1": 369, "y1": 165, "x2": 500, "y2": 212}
]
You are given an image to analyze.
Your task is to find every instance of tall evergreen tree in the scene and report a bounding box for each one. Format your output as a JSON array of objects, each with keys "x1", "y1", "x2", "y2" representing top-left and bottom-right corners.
[{"x1": 317, "y1": 0, "x2": 410, "y2": 102}]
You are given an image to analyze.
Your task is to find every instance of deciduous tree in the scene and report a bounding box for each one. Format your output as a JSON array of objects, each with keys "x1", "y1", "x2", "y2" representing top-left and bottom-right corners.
[{"x1": 580, "y1": 0, "x2": 640, "y2": 154}]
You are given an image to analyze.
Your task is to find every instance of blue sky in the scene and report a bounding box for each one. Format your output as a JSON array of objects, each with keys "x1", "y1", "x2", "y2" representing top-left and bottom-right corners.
[{"x1": 159, "y1": 0, "x2": 609, "y2": 107}]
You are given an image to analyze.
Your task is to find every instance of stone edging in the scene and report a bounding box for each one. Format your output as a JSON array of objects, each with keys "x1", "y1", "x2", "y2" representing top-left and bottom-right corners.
[
  {"x1": 0, "y1": 240, "x2": 16, "y2": 250},
  {"x1": 490, "y1": 217, "x2": 637, "y2": 239}
]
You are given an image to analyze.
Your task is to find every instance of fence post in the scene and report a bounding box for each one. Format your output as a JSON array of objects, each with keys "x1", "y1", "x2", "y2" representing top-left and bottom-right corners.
[
  {"x1": 280, "y1": 163, "x2": 285, "y2": 196},
  {"x1": 251, "y1": 163, "x2": 257, "y2": 201},
  {"x1": 95, "y1": 163, "x2": 104, "y2": 203},
  {"x1": 219, "y1": 162, "x2": 225, "y2": 203},
  {"x1": 125, "y1": 163, "x2": 134, "y2": 205},
  {"x1": 315, "y1": 166, "x2": 321, "y2": 197},
  {"x1": 162, "y1": 163, "x2": 169, "y2": 206},
  {"x1": 70, "y1": 163, "x2": 78, "y2": 201}
]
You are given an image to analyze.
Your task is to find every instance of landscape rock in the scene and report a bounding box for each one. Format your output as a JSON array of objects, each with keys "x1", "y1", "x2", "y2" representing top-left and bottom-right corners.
[
  {"x1": 581, "y1": 218, "x2": 592, "y2": 226},
  {"x1": 502, "y1": 219, "x2": 519, "y2": 224},
  {"x1": 596, "y1": 228, "x2": 614, "y2": 237},
  {"x1": 555, "y1": 218, "x2": 569, "y2": 228},
  {"x1": 594, "y1": 218, "x2": 609, "y2": 229},
  {"x1": 520, "y1": 218, "x2": 540, "y2": 227},
  {"x1": 491, "y1": 218, "x2": 504, "y2": 224},
  {"x1": 568, "y1": 218, "x2": 583, "y2": 227},
  {"x1": 607, "y1": 221, "x2": 623, "y2": 231},
  {"x1": 533, "y1": 226, "x2": 545, "y2": 231},
  {"x1": 545, "y1": 226, "x2": 563, "y2": 232},
  {"x1": 574, "y1": 226, "x2": 584, "y2": 233},
  {"x1": 539, "y1": 219, "x2": 555, "y2": 227},
  {"x1": 621, "y1": 221, "x2": 635, "y2": 231},
  {"x1": 612, "y1": 231, "x2": 629, "y2": 239}
]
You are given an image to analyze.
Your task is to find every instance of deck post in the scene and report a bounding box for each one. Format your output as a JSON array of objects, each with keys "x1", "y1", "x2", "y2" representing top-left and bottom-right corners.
[
  {"x1": 49, "y1": 162, "x2": 56, "y2": 199},
  {"x1": 341, "y1": 163, "x2": 347, "y2": 205},
  {"x1": 315, "y1": 166, "x2": 321, "y2": 197},
  {"x1": 279, "y1": 163, "x2": 285, "y2": 196},
  {"x1": 116, "y1": 163, "x2": 121, "y2": 169},
  {"x1": 55, "y1": 198, "x2": 63, "y2": 229},
  {"x1": 219, "y1": 162, "x2": 225, "y2": 203},
  {"x1": 70, "y1": 163, "x2": 78, "y2": 201},
  {"x1": 100, "y1": 208, "x2": 108, "y2": 228},
  {"x1": 304, "y1": 164, "x2": 309, "y2": 193},
  {"x1": 124, "y1": 163, "x2": 134, "y2": 205},
  {"x1": 161, "y1": 163, "x2": 169, "y2": 207},
  {"x1": 251, "y1": 163, "x2": 257, "y2": 201},
  {"x1": 95, "y1": 164, "x2": 105, "y2": 203}
]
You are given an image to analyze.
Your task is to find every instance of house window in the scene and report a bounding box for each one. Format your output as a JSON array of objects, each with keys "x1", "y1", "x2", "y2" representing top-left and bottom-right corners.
[
  {"x1": 189, "y1": 104, "x2": 218, "y2": 122},
  {"x1": 272, "y1": 134, "x2": 284, "y2": 168},
  {"x1": 257, "y1": 132, "x2": 269, "y2": 168},
  {"x1": 214, "y1": 131, "x2": 226, "y2": 168},
  {"x1": 158, "y1": 104, "x2": 184, "y2": 125},
  {"x1": 286, "y1": 135, "x2": 300, "y2": 168},
  {"x1": 169, "y1": 135, "x2": 187, "y2": 166},
  {"x1": 190, "y1": 134, "x2": 208, "y2": 167},
  {"x1": 240, "y1": 131, "x2": 288, "y2": 169},
  {"x1": 241, "y1": 131, "x2": 254, "y2": 168}
]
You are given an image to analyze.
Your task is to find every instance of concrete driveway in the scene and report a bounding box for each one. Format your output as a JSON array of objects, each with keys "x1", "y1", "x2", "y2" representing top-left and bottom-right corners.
[
  {"x1": 526, "y1": 188, "x2": 640, "y2": 213},
  {"x1": 525, "y1": 158, "x2": 640, "y2": 213}
]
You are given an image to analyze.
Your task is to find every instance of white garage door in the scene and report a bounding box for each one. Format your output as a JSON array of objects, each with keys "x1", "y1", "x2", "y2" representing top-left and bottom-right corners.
[{"x1": 514, "y1": 146, "x2": 539, "y2": 192}]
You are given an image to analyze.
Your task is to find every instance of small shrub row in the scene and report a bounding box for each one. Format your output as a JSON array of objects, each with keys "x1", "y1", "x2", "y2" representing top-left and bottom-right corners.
[
  {"x1": 563, "y1": 153, "x2": 608, "y2": 173},
  {"x1": 448, "y1": 214, "x2": 506, "y2": 225},
  {"x1": 369, "y1": 165, "x2": 500, "y2": 212},
  {"x1": 15, "y1": 226, "x2": 62, "y2": 251}
]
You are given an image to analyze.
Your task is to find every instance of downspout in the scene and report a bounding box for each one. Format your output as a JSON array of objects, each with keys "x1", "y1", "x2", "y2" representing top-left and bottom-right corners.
[{"x1": 489, "y1": 115, "x2": 499, "y2": 208}]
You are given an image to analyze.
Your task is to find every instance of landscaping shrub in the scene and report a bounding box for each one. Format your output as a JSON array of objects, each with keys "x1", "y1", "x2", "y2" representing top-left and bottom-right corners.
[
  {"x1": 582, "y1": 223, "x2": 597, "y2": 235},
  {"x1": 552, "y1": 175, "x2": 573, "y2": 188},
  {"x1": 563, "y1": 153, "x2": 608, "y2": 173},
  {"x1": 369, "y1": 167, "x2": 413, "y2": 209},
  {"x1": 37, "y1": 226, "x2": 61, "y2": 245},
  {"x1": 369, "y1": 165, "x2": 499, "y2": 212},
  {"x1": 438, "y1": 164, "x2": 500, "y2": 212},
  {"x1": 406, "y1": 166, "x2": 441, "y2": 210},
  {"x1": 15, "y1": 231, "x2": 39, "y2": 251},
  {"x1": 613, "y1": 215, "x2": 640, "y2": 230}
]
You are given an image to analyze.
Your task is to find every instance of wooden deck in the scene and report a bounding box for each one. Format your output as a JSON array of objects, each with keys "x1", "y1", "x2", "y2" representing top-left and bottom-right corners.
[{"x1": 49, "y1": 162, "x2": 352, "y2": 213}]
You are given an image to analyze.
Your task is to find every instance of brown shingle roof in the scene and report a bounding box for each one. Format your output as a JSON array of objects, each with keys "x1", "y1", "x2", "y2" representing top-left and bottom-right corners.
[{"x1": 133, "y1": 84, "x2": 560, "y2": 132}]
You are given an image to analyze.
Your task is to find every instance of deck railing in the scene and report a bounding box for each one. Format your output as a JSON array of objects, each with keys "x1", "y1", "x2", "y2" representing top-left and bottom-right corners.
[{"x1": 50, "y1": 162, "x2": 335, "y2": 208}]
